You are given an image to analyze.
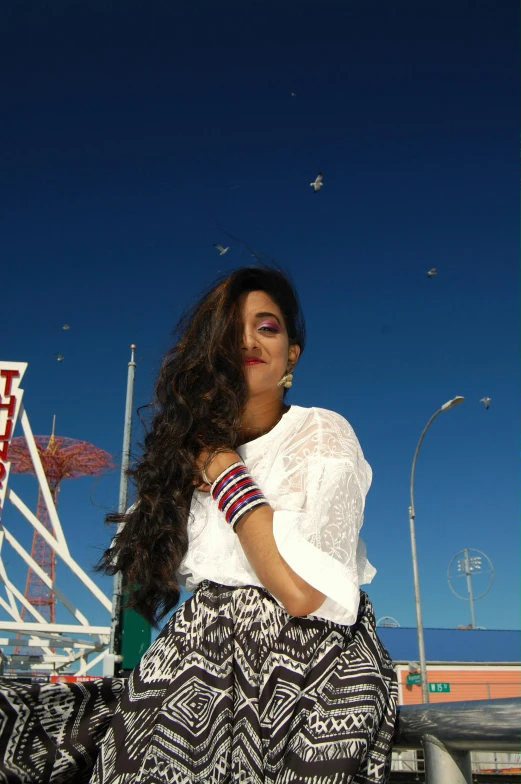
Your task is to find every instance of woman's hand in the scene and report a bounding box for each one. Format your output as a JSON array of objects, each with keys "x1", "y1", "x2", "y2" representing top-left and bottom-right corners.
[{"x1": 194, "y1": 448, "x2": 241, "y2": 493}]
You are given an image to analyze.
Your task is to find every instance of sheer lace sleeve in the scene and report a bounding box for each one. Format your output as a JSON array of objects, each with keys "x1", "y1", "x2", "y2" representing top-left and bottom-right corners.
[{"x1": 269, "y1": 408, "x2": 375, "y2": 625}]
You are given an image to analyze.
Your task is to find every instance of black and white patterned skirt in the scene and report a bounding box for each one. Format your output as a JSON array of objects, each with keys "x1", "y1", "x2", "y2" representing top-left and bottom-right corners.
[
  {"x1": 0, "y1": 581, "x2": 398, "y2": 783},
  {"x1": 92, "y1": 581, "x2": 398, "y2": 784},
  {"x1": 0, "y1": 674, "x2": 124, "y2": 782}
]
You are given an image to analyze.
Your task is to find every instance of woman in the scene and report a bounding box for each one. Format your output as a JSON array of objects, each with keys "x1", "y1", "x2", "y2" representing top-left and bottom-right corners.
[{"x1": 92, "y1": 266, "x2": 398, "y2": 783}]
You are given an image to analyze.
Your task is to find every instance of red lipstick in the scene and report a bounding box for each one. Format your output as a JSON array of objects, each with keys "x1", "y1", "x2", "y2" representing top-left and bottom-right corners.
[{"x1": 243, "y1": 356, "x2": 265, "y2": 365}]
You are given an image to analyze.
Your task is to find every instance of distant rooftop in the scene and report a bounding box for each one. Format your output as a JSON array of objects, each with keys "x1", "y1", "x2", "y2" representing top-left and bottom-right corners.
[{"x1": 377, "y1": 627, "x2": 520, "y2": 663}]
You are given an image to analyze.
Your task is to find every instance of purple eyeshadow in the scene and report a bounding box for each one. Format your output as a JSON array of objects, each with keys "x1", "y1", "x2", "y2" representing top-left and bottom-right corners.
[{"x1": 259, "y1": 321, "x2": 280, "y2": 332}]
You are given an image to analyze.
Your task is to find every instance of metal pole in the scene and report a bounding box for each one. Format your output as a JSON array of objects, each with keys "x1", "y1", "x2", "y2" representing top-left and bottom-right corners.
[
  {"x1": 409, "y1": 408, "x2": 441, "y2": 704},
  {"x1": 118, "y1": 344, "x2": 136, "y2": 515},
  {"x1": 109, "y1": 344, "x2": 136, "y2": 658},
  {"x1": 423, "y1": 734, "x2": 472, "y2": 784},
  {"x1": 464, "y1": 549, "x2": 476, "y2": 629},
  {"x1": 408, "y1": 505, "x2": 429, "y2": 704}
]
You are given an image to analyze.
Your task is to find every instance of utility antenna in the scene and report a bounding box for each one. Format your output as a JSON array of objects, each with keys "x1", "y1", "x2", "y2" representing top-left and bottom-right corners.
[{"x1": 447, "y1": 548, "x2": 494, "y2": 628}]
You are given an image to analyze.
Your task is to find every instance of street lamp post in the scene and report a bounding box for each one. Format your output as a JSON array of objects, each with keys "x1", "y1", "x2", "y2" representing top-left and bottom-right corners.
[{"x1": 409, "y1": 395, "x2": 464, "y2": 703}]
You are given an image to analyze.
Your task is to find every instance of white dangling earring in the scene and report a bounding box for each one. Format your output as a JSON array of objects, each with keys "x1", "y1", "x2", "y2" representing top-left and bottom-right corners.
[{"x1": 277, "y1": 371, "x2": 293, "y2": 388}]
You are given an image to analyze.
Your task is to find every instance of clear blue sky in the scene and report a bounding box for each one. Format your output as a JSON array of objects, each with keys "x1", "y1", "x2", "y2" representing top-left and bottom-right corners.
[{"x1": 2, "y1": 0, "x2": 518, "y2": 647}]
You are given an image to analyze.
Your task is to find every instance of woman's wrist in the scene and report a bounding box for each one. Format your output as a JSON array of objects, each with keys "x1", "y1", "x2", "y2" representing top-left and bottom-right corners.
[
  {"x1": 203, "y1": 450, "x2": 241, "y2": 485},
  {"x1": 208, "y1": 456, "x2": 268, "y2": 532}
]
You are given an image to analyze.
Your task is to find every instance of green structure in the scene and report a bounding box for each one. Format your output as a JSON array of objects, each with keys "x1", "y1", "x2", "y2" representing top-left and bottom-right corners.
[{"x1": 120, "y1": 602, "x2": 152, "y2": 670}]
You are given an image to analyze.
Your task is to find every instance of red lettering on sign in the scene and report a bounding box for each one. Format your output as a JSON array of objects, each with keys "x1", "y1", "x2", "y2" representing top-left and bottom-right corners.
[
  {"x1": 0, "y1": 367, "x2": 22, "y2": 497},
  {"x1": 0, "y1": 420, "x2": 12, "y2": 441},
  {"x1": 0, "y1": 396, "x2": 15, "y2": 419},
  {"x1": 0, "y1": 370, "x2": 20, "y2": 397}
]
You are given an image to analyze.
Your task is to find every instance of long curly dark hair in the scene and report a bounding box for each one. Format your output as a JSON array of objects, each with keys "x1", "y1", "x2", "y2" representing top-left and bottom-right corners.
[{"x1": 98, "y1": 265, "x2": 306, "y2": 626}]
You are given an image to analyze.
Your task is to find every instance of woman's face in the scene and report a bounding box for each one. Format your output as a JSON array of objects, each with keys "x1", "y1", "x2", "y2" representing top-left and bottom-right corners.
[{"x1": 238, "y1": 289, "x2": 300, "y2": 398}]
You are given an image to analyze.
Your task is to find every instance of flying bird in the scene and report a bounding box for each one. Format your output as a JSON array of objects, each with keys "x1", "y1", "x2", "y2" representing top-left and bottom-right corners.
[
  {"x1": 55, "y1": 354, "x2": 64, "y2": 362},
  {"x1": 213, "y1": 244, "x2": 229, "y2": 256},
  {"x1": 427, "y1": 268, "x2": 437, "y2": 278},
  {"x1": 480, "y1": 397, "x2": 491, "y2": 409},
  {"x1": 310, "y1": 172, "x2": 323, "y2": 193},
  {"x1": 291, "y1": 92, "x2": 297, "y2": 97},
  {"x1": 62, "y1": 324, "x2": 70, "y2": 330}
]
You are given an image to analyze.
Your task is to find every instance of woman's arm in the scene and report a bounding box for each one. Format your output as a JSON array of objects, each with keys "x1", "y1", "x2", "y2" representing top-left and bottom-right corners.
[
  {"x1": 234, "y1": 504, "x2": 326, "y2": 617},
  {"x1": 202, "y1": 450, "x2": 326, "y2": 617}
]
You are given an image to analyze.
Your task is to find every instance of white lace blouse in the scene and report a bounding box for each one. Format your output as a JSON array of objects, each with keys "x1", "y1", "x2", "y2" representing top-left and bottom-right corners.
[{"x1": 177, "y1": 405, "x2": 376, "y2": 626}]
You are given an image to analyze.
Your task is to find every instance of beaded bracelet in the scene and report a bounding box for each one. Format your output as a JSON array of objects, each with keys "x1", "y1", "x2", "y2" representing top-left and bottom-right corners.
[{"x1": 210, "y1": 461, "x2": 268, "y2": 531}]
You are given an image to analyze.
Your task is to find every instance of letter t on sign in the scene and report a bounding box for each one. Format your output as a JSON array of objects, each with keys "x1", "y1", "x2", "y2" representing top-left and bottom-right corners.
[{"x1": 0, "y1": 362, "x2": 28, "y2": 510}]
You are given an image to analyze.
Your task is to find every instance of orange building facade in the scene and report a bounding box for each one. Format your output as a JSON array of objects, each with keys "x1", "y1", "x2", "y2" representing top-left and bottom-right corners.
[{"x1": 395, "y1": 663, "x2": 521, "y2": 705}]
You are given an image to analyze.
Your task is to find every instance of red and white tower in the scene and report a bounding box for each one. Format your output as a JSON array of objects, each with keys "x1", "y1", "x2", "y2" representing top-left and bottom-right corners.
[{"x1": 9, "y1": 419, "x2": 113, "y2": 654}]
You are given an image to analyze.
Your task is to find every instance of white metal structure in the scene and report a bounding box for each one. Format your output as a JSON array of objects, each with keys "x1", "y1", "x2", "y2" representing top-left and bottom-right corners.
[
  {"x1": 448, "y1": 548, "x2": 494, "y2": 629},
  {"x1": 376, "y1": 616, "x2": 401, "y2": 628},
  {"x1": 0, "y1": 361, "x2": 113, "y2": 675}
]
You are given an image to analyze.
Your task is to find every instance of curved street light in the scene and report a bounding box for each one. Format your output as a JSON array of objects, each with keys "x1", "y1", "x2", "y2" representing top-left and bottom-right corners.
[{"x1": 408, "y1": 395, "x2": 464, "y2": 703}]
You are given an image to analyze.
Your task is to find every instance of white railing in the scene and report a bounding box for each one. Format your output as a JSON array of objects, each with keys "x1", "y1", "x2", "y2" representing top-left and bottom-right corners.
[{"x1": 0, "y1": 362, "x2": 112, "y2": 673}]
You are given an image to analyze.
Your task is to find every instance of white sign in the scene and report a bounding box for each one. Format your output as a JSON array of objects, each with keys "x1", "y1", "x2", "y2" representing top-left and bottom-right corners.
[{"x1": 0, "y1": 362, "x2": 27, "y2": 512}]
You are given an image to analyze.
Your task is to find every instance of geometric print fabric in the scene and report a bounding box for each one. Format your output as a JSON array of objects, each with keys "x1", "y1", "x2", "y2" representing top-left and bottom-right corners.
[
  {"x1": 0, "y1": 676, "x2": 125, "y2": 782},
  {"x1": 91, "y1": 582, "x2": 398, "y2": 784}
]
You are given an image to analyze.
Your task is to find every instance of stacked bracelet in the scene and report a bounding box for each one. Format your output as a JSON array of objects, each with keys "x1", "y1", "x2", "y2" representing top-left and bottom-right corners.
[{"x1": 210, "y1": 461, "x2": 268, "y2": 531}]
